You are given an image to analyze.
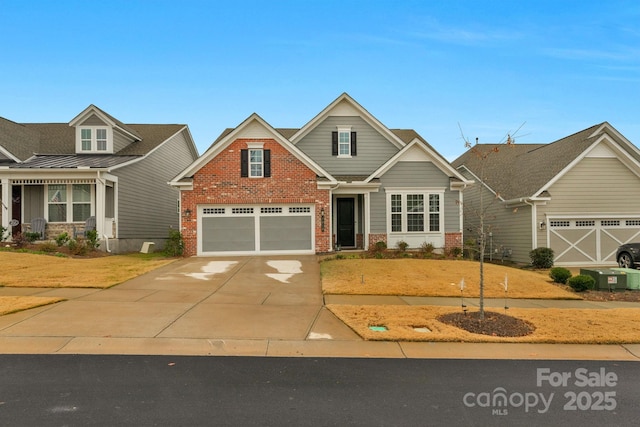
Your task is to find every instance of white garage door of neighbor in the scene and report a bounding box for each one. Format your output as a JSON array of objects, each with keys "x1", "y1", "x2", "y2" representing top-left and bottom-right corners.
[
  {"x1": 198, "y1": 205, "x2": 314, "y2": 255},
  {"x1": 548, "y1": 218, "x2": 640, "y2": 265}
]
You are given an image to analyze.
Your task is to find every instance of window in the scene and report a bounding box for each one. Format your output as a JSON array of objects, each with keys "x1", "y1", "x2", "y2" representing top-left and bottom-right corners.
[
  {"x1": 241, "y1": 148, "x2": 271, "y2": 178},
  {"x1": 47, "y1": 184, "x2": 93, "y2": 222},
  {"x1": 332, "y1": 129, "x2": 357, "y2": 157},
  {"x1": 388, "y1": 191, "x2": 442, "y2": 233},
  {"x1": 249, "y1": 149, "x2": 263, "y2": 177},
  {"x1": 78, "y1": 127, "x2": 110, "y2": 153}
]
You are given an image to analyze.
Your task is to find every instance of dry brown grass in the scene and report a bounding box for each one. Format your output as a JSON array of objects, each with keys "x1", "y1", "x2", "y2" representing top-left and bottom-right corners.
[
  {"x1": 328, "y1": 304, "x2": 640, "y2": 344},
  {"x1": 0, "y1": 296, "x2": 64, "y2": 315},
  {"x1": 0, "y1": 252, "x2": 176, "y2": 288},
  {"x1": 321, "y1": 258, "x2": 579, "y2": 299}
]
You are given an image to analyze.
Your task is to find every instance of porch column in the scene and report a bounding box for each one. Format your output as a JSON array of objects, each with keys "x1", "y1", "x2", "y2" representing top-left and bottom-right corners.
[
  {"x1": 363, "y1": 192, "x2": 370, "y2": 250},
  {"x1": 95, "y1": 175, "x2": 105, "y2": 239},
  {"x1": 1, "y1": 179, "x2": 8, "y2": 239}
]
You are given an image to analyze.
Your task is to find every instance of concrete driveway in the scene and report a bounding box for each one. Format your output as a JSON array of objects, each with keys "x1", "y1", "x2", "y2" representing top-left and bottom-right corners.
[{"x1": 0, "y1": 256, "x2": 360, "y2": 355}]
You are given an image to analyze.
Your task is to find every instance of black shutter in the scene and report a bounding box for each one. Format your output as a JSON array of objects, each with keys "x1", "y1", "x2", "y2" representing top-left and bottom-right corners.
[
  {"x1": 264, "y1": 149, "x2": 271, "y2": 177},
  {"x1": 332, "y1": 131, "x2": 338, "y2": 156},
  {"x1": 240, "y1": 149, "x2": 248, "y2": 177},
  {"x1": 351, "y1": 131, "x2": 357, "y2": 156}
]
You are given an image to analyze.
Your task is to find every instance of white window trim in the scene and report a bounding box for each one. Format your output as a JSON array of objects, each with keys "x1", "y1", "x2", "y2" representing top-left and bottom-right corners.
[
  {"x1": 337, "y1": 126, "x2": 351, "y2": 158},
  {"x1": 76, "y1": 126, "x2": 113, "y2": 153},
  {"x1": 386, "y1": 188, "x2": 444, "y2": 234},
  {"x1": 248, "y1": 148, "x2": 264, "y2": 178},
  {"x1": 45, "y1": 183, "x2": 95, "y2": 223}
]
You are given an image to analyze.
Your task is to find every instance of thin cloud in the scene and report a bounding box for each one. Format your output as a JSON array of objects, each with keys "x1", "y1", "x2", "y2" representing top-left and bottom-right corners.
[{"x1": 542, "y1": 47, "x2": 640, "y2": 62}]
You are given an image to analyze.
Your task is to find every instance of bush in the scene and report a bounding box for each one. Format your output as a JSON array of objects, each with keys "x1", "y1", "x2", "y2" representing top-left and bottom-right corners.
[
  {"x1": 85, "y1": 229, "x2": 100, "y2": 250},
  {"x1": 164, "y1": 229, "x2": 184, "y2": 257},
  {"x1": 55, "y1": 232, "x2": 70, "y2": 247},
  {"x1": 567, "y1": 275, "x2": 595, "y2": 292},
  {"x1": 447, "y1": 246, "x2": 463, "y2": 258},
  {"x1": 529, "y1": 247, "x2": 555, "y2": 269},
  {"x1": 396, "y1": 240, "x2": 409, "y2": 252},
  {"x1": 420, "y1": 242, "x2": 435, "y2": 254},
  {"x1": 37, "y1": 241, "x2": 59, "y2": 253},
  {"x1": 550, "y1": 267, "x2": 572, "y2": 284},
  {"x1": 23, "y1": 231, "x2": 41, "y2": 243},
  {"x1": 67, "y1": 238, "x2": 88, "y2": 256},
  {"x1": 373, "y1": 241, "x2": 387, "y2": 251}
]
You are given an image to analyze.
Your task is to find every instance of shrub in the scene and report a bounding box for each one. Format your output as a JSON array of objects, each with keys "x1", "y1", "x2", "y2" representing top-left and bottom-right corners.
[
  {"x1": 529, "y1": 247, "x2": 555, "y2": 269},
  {"x1": 67, "y1": 238, "x2": 88, "y2": 256},
  {"x1": 447, "y1": 246, "x2": 463, "y2": 258},
  {"x1": 374, "y1": 241, "x2": 386, "y2": 251},
  {"x1": 420, "y1": 242, "x2": 435, "y2": 254},
  {"x1": 396, "y1": 240, "x2": 409, "y2": 252},
  {"x1": 23, "y1": 231, "x2": 41, "y2": 243},
  {"x1": 550, "y1": 267, "x2": 572, "y2": 284},
  {"x1": 568, "y1": 275, "x2": 595, "y2": 292},
  {"x1": 85, "y1": 229, "x2": 100, "y2": 250},
  {"x1": 37, "y1": 241, "x2": 58, "y2": 253},
  {"x1": 0, "y1": 226, "x2": 8, "y2": 242},
  {"x1": 164, "y1": 229, "x2": 184, "y2": 257},
  {"x1": 12, "y1": 232, "x2": 27, "y2": 248},
  {"x1": 55, "y1": 232, "x2": 70, "y2": 247}
]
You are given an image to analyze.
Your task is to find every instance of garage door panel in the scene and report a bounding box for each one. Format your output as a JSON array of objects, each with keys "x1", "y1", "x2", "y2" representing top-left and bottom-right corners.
[
  {"x1": 202, "y1": 217, "x2": 255, "y2": 252},
  {"x1": 260, "y1": 216, "x2": 312, "y2": 251}
]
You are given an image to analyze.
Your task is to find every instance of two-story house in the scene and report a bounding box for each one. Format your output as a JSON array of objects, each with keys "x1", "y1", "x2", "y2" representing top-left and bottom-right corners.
[
  {"x1": 0, "y1": 105, "x2": 199, "y2": 252},
  {"x1": 171, "y1": 93, "x2": 472, "y2": 256}
]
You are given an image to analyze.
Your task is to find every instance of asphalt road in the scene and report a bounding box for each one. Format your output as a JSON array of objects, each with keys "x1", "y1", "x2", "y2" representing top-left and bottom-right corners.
[{"x1": 0, "y1": 355, "x2": 637, "y2": 426}]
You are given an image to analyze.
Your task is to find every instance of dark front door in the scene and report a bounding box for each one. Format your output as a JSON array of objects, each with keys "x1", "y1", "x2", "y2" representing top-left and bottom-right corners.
[
  {"x1": 11, "y1": 186, "x2": 21, "y2": 237},
  {"x1": 336, "y1": 198, "x2": 355, "y2": 248}
]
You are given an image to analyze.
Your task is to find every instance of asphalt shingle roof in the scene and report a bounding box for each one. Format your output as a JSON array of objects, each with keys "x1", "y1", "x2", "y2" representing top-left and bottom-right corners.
[{"x1": 452, "y1": 122, "x2": 637, "y2": 200}]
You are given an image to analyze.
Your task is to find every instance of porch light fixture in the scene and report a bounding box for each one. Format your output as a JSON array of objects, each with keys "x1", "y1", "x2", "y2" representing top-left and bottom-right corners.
[
  {"x1": 539, "y1": 221, "x2": 546, "y2": 230},
  {"x1": 184, "y1": 208, "x2": 192, "y2": 217},
  {"x1": 320, "y1": 208, "x2": 325, "y2": 232}
]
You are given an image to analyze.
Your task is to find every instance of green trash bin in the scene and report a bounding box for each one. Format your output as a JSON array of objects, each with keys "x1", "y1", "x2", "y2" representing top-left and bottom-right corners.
[
  {"x1": 580, "y1": 269, "x2": 627, "y2": 291},
  {"x1": 611, "y1": 268, "x2": 640, "y2": 290}
]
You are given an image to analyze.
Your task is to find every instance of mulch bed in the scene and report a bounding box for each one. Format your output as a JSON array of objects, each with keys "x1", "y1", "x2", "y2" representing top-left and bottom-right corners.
[{"x1": 438, "y1": 311, "x2": 536, "y2": 337}]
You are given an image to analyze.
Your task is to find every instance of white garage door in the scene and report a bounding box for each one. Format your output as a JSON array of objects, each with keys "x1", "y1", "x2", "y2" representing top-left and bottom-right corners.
[
  {"x1": 198, "y1": 205, "x2": 314, "y2": 256},
  {"x1": 548, "y1": 218, "x2": 640, "y2": 265}
]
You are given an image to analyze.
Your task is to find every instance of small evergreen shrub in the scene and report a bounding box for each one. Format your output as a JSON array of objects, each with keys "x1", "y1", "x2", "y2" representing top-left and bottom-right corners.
[
  {"x1": 420, "y1": 242, "x2": 435, "y2": 254},
  {"x1": 567, "y1": 274, "x2": 595, "y2": 292},
  {"x1": 68, "y1": 238, "x2": 88, "y2": 256},
  {"x1": 374, "y1": 241, "x2": 387, "y2": 251},
  {"x1": 550, "y1": 267, "x2": 572, "y2": 284},
  {"x1": 85, "y1": 230, "x2": 100, "y2": 250},
  {"x1": 55, "y1": 232, "x2": 70, "y2": 247},
  {"x1": 396, "y1": 240, "x2": 409, "y2": 252},
  {"x1": 23, "y1": 231, "x2": 41, "y2": 243},
  {"x1": 529, "y1": 247, "x2": 555, "y2": 269},
  {"x1": 164, "y1": 229, "x2": 184, "y2": 257}
]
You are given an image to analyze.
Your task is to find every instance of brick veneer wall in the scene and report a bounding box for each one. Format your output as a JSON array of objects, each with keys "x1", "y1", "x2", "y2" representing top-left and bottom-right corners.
[
  {"x1": 180, "y1": 138, "x2": 331, "y2": 256},
  {"x1": 445, "y1": 232, "x2": 462, "y2": 251}
]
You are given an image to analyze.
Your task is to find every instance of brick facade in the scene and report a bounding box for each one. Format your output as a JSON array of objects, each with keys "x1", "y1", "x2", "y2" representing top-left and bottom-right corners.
[
  {"x1": 180, "y1": 138, "x2": 331, "y2": 256},
  {"x1": 445, "y1": 232, "x2": 462, "y2": 251}
]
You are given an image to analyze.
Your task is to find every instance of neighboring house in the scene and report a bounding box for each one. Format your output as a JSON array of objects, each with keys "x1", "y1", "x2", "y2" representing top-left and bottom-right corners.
[
  {"x1": 453, "y1": 122, "x2": 640, "y2": 266},
  {"x1": 171, "y1": 93, "x2": 472, "y2": 256},
  {"x1": 0, "y1": 105, "x2": 199, "y2": 252}
]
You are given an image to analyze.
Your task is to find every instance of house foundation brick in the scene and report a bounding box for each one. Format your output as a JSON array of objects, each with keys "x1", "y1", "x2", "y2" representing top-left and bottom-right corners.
[{"x1": 445, "y1": 232, "x2": 462, "y2": 251}]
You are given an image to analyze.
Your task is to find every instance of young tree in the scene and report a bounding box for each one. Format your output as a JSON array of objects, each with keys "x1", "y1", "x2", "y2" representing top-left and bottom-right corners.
[{"x1": 459, "y1": 127, "x2": 521, "y2": 320}]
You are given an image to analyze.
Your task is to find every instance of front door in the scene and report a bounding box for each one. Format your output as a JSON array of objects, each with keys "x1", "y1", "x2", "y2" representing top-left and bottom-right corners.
[
  {"x1": 336, "y1": 198, "x2": 355, "y2": 248},
  {"x1": 11, "y1": 186, "x2": 21, "y2": 237}
]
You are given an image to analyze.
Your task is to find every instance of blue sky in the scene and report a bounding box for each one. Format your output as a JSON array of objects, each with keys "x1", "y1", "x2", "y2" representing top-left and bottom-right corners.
[{"x1": 1, "y1": 0, "x2": 639, "y2": 160}]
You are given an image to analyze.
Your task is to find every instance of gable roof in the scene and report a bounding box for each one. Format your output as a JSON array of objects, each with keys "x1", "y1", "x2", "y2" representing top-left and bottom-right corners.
[
  {"x1": 171, "y1": 113, "x2": 335, "y2": 183},
  {"x1": 289, "y1": 93, "x2": 406, "y2": 150},
  {"x1": 0, "y1": 105, "x2": 195, "y2": 165},
  {"x1": 452, "y1": 122, "x2": 640, "y2": 200}
]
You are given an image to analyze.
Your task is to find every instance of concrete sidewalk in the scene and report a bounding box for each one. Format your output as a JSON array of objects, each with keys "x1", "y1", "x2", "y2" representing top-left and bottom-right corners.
[{"x1": 1, "y1": 255, "x2": 640, "y2": 360}]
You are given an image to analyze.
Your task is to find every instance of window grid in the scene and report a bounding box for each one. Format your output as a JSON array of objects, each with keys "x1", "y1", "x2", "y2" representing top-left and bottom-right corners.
[
  {"x1": 231, "y1": 207, "x2": 254, "y2": 214},
  {"x1": 81, "y1": 129, "x2": 92, "y2": 151},
  {"x1": 249, "y1": 149, "x2": 263, "y2": 177},
  {"x1": 429, "y1": 194, "x2": 440, "y2": 232},
  {"x1": 601, "y1": 220, "x2": 620, "y2": 227},
  {"x1": 626, "y1": 220, "x2": 640, "y2": 226},
  {"x1": 550, "y1": 220, "x2": 570, "y2": 227},
  {"x1": 203, "y1": 208, "x2": 225, "y2": 215},
  {"x1": 575, "y1": 220, "x2": 595, "y2": 227},
  {"x1": 391, "y1": 194, "x2": 402, "y2": 232},
  {"x1": 289, "y1": 207, "x2": 311, "y2": 213},
  {"x1": 406, "y1": 194, "x2": 424, "y2": 232},
  {"x1": 338, "y1": 131, "x2": 350, "y2": 156},
  {"x1": 261, "y1": 207, "x2": 283, "y2": 214},
  {"x1": 96, "y1": 129, "x2": 107, "y2": 151}
]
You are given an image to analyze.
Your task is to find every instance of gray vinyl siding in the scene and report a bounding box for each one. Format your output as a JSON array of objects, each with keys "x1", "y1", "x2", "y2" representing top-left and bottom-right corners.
[
  {"x1": 79, "y1": 114, "x2": 107, "y2": 126},
  {"x1": 23, "y1": 185, "x2": 44, "y2": 221},
  {"x1": 370, "y1": 161, "x2": 461, "y2": 233},
  {"x1": 458, "y1": 169, "x2": 533, "y2": 263},
  {"x1": 113, "y1": 129, "x2": 134, "y2": 152},
  {"x1": 539, "y1": 157, "x2": 640, "y2": 217},
  {"x1": 296, "y1": 116, "x2": 399, "y2": 175},
  {"x1": 115, "y1": 129, "x2": 197, "y2": 239}
]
